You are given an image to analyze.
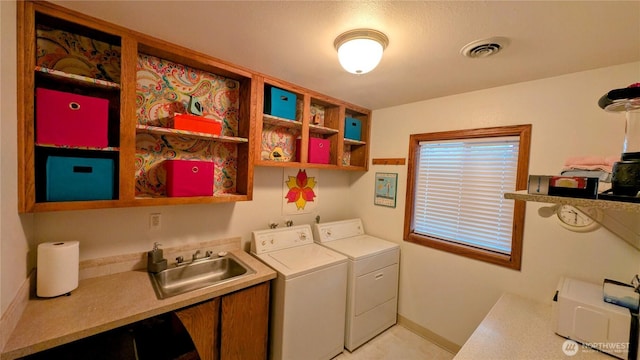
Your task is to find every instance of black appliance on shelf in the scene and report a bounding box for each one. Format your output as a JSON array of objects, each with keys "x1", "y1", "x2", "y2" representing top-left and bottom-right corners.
[{"x1": 598, "y1": 84, "x2": 640, "y2": 202}]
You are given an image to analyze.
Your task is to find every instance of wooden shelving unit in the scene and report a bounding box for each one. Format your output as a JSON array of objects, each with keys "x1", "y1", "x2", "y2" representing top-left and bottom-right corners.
[
  {"x1": 17, "y1": 0, "x2": 372, "y2": 212},
  {"x1": 254, "y1": 75, "x2": 371, "y2": 171},
  {"x1": 17, "y1": 0, "x2": 256, "y2": 212}
]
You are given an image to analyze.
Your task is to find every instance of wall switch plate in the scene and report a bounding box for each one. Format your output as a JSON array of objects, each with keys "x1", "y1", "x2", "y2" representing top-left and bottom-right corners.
[{"x1": 149, "y1": 213, "x2": 161, "y2": 231}]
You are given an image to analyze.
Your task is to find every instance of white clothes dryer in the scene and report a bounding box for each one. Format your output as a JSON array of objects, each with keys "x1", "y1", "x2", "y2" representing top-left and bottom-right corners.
[
  {"x1": 313, "y1": 218, "x2": 400, "y2": 352},
  {"x1": 251, "y1": 224, "x2": 348, "y2": 360}
]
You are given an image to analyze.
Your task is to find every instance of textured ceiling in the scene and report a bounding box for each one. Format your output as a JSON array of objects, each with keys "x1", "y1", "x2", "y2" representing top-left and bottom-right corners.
[{"x1": 53, "y1": 1, "x2": 640, "y2": 110}]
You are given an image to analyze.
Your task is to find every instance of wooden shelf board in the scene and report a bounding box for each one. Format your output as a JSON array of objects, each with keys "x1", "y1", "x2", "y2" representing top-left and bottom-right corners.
[
  {"x1": 309, "y1": 124, "x2": 339, "y2": 135},
  {"x1": 338, "y1": 165, "x2": 368, "y2": 171},
  {"x1": 372, "y1": 158, "x2": 405, "y2": 165},
  {"x1": 35, "y1": 143, "x2": 120, "y2": 152},
  {"x1": 136, "y1": 125, "x2": 248, "y2": 143},
  {"x1": 33, "y1": 199, "x2": 124, "y2": 212},
  {"x1": 262, "y1": 114, "x2": 302, "y2": 129},
  {"x1": 254, "y1": 160, "x2": 366, "y2": 171},
  {"x1": 133, "y1": 194, "x2": 249, "y2": 206},
  {"x1": 344, "y1": 138, "x2": 366, "y2": 146},
  {"x1": 32, "y1": 195, "x2": 251, "y2": 212},
  {"x1": 35, "y1": 66, "x2": 121, "y2": 89},
  {"x1": 254, "y1": 160, "x2": 305, "y2": 168}
]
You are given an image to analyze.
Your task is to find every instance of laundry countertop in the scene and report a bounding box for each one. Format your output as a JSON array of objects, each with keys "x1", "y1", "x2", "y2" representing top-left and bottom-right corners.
[
  {"x1": 0, "y1": 249, "x2": 276, "y2": 360},
  {"x1": 454, "y1": 293, "x2": 610, "y2": 360}
]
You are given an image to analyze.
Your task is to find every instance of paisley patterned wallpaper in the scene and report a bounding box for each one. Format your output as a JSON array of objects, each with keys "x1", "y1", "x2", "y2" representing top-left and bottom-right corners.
[
  {"x1": 36, "y1": 25, "x2": 121, "y2": 83},
  {"x1": 135, "y1": 54, "x2": 241, "y2": 197}
]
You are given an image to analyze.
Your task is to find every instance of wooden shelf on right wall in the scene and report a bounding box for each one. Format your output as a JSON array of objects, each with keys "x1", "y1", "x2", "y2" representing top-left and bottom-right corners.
[{"x1": 505, "y1": 190, "x2": 640, "y2": 250}]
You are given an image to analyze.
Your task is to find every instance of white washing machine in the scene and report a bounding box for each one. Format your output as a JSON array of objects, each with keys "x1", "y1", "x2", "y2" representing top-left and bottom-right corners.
[
  {"x1": 313, "y1": 218, "x2": 400, "y2": 352},
  {"x1": 251, "y1": 224, "x2": 348, "y2": 360}
]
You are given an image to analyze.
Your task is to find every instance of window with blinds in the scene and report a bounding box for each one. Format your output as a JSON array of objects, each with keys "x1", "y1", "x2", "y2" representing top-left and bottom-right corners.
[
  {"x1": 413, "y1": 137, "x2": 519, "y2": 254},
  {"x1": 404, "y1": 125, "x2": 531, "y2": 270}
]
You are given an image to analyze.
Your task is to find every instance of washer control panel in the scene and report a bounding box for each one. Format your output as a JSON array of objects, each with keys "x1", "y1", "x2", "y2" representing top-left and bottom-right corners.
[
  {"x1": 251, "y1": 224, "x2": 314, "y2": 255},
  {"x1": 314, "y1": 218, "x2": 365, "y2": 243}
]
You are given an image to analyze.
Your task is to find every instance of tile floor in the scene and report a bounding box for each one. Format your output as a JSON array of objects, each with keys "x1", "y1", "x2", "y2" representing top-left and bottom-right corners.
[{"x1": 333, "y1": 325, "x2": 456, "y2": 360}]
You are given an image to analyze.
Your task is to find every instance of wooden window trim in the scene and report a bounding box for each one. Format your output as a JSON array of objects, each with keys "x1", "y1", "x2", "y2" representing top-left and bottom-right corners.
[{"x1": 403, "y1": 125, "x2": 531, "y2": 270}]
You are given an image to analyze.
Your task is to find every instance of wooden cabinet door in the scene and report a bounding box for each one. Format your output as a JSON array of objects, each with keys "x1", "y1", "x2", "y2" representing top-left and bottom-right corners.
[
  {"x1": 174, "y1": 298, "x2": 221, "y2": 360},
  {"x1": 220, "y1": 282, "x2": 270, "y2": 360}
]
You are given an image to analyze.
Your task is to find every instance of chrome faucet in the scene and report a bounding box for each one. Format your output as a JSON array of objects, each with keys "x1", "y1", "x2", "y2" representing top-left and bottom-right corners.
[
  {"x1": 192, "y1": 250, "x2": 201, "y2": 262},
  {"x1": 175, "y1": 250, "x2": 214, "y2": 266}
]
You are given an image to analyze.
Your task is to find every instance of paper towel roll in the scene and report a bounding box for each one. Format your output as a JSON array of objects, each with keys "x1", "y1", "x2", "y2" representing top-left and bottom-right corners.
[{"x1": 37, "y1": 241, "x2": 79, "y2": 297}]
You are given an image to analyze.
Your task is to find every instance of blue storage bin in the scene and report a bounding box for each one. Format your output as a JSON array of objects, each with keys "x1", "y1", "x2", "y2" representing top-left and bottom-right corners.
[
  {"x1": 46, "y1": 156, "x2": 114, "y2": 201},
  {"x1": 345, "y1": 117, "x2": 362, "y2": 141},
  {"x1": 264, "y1": 86, "x2": 297, "y2": 120}
]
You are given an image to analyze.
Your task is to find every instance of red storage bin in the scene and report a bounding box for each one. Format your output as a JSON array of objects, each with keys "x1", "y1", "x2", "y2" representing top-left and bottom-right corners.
[
  {"x1": 165, "y1": 160, "x2": 214, "y2": 197},
  {"x1": 36, "y1": 88, "x2": 109, "y2": 147},
  {"x1": 296, "y1": 138, "x2": 330, "y2": 164},
  {"x1": 171, "y1": 113, "x2": 222, "y2": 136}
]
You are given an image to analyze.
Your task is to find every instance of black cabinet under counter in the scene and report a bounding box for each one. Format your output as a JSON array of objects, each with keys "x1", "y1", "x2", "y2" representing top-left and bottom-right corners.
[{"x1": 20, "y1": 313, "x2": 198, "y2": 360}]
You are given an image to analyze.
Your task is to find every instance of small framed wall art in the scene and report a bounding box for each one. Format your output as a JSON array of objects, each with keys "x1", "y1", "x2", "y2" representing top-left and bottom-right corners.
[{"x1": 374, "y1": 172, "x2": 398, "y2": 208}]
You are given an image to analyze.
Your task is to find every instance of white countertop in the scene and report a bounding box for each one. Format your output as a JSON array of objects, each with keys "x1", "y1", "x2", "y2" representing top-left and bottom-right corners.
[{"x1": 454, "y1": 293, "x2": 612, "y2": 360}]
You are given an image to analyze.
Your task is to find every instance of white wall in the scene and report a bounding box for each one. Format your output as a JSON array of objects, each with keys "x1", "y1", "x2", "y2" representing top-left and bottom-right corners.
[
  {"x1": 350, "y1": 62, "x2": 640, "y2": 346},
  {"x1": 1, "y1": 0, "x2": 33, "y2": 316}
]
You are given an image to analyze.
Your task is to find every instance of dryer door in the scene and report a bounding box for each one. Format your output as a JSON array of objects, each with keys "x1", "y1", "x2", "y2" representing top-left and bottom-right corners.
[{"x1": 354, "y1": 263, "x2": 399, "y2": 316}]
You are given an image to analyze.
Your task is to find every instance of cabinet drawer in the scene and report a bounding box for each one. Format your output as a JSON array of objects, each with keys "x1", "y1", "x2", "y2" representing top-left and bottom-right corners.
[
  {"x1": 36, "y1": 88, "x2": 109, "y2": 148},
  {"x1": 165, "y1": 160, "x2": 214, "y2": 197}
]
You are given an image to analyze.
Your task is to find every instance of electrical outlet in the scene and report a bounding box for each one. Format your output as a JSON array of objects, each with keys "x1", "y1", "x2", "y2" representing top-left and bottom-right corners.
[{"x1": 149, "y1": 213, "x2": 162, "y2": 231}]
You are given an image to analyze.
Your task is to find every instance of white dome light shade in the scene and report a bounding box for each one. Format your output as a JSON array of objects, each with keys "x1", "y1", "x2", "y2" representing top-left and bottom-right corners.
[
  {"x1": 337, "y1": 39, "x2": 383, "y2": 74},
  {"x1": 334, "y1": 29, "x2": 389, "y2": 75}
]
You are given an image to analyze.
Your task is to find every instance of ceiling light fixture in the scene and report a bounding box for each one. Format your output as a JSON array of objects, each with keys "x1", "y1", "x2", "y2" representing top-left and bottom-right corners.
[{"x1": 334, "y1": 29, "x2": 389, "y2": 75}]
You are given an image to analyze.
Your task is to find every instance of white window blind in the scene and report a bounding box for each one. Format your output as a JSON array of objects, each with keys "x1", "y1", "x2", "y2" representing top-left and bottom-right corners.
[{"x1": 413, "y1": 136, "x2": 519, "y2": 254}]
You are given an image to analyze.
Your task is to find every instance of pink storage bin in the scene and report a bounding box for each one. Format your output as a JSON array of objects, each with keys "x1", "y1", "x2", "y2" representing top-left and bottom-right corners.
[
  {"x1": 296, "y1": 138, "x2": 330, "y2": 164},
  {"x1": 165, "y1": 160, "x2": 214, "y2": 197},
  {"x1": 36, "y1": 88, "x2": 109, "y2": 148}
]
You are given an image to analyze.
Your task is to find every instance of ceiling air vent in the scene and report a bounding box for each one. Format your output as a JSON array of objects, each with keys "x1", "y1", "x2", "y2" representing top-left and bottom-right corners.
[{"x1": 460, "y1": 37, "x2": 510, "y2": 58}]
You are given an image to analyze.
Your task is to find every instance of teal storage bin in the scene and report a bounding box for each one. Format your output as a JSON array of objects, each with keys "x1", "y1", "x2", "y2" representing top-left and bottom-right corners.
[
  {"x1": 345, "y1": 117, "x2": 362, "y2": 141},
  {"x1": 46, "y1": 156, "x2": 114, "y2": 201},
  {"x1": 264, "y1": 85, "x2": 297, "y2": 120}
]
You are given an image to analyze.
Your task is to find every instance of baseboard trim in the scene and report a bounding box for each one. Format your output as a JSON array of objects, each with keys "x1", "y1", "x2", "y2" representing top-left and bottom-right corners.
[{"x1": 398, "y1": 314, "x2": 461, "y2": 354}]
